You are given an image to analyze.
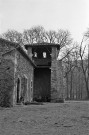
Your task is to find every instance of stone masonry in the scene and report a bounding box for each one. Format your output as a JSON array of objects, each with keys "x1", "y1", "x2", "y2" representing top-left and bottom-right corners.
[
  {"x1": 0, "y1": 38, "x2": 35, "y2": 107},
  {"x1": 0, "y1": 39, "x2": 64, "y2": 107},
  {"x1": 25, "y1": 43, "x2": 64, "y2": 102},
  {"x1": 51, "y1": 46, "x2": 64, "y2": 101}
]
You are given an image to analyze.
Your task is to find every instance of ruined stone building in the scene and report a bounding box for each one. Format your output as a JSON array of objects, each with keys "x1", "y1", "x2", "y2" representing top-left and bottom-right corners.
[
  {"x1": 0, "y1": 39, "x2": 34, "y2": 107},
  {"x1": 0, "y1": 38, "x2": 64, "y2": 107},
  {"x1": 25, "y1": 43, "x2": 64, "y2": 102}
]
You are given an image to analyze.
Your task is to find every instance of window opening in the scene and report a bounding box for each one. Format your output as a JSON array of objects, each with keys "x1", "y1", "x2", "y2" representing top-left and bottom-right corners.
[
  {"x1": 17, "y1": 78, "x2": 20, "y2": 103},
  {"x1": 43, "y1": 52, "x2": 47, "y2": 58},
  {"x1": 34, "y1": 52, "x2": 37, "y2": 57},
  {"x1": 31, "y1": 81, "x2": 33, "y2": 88},
  {"x1": 30, "y1": 79, "x2": 33, "y2": 92}
]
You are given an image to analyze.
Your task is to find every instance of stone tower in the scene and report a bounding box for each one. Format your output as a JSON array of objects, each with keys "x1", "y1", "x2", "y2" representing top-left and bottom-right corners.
[{"x1": 25, "y1": 43, "x2": 64, "y2": 102}]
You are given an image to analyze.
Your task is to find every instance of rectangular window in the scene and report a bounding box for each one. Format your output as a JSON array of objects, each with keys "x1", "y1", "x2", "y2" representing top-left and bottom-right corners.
[{"x1": 43, "y1": 52, "x2": 46, "y2": 58}]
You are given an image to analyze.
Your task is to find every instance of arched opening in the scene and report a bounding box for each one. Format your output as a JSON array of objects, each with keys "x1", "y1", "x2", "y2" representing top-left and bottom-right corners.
[{"x1": 34, "y1": 52, "x2": 37, "y2": 57}]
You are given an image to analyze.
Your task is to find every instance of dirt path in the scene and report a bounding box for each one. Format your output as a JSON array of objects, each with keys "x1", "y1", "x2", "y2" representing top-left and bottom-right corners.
[{"x1": 0, "y1": 101, "x2": 89, "y2": 135}]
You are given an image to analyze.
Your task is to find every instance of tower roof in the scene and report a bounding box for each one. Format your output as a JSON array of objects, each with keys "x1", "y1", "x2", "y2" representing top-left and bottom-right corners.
[{"x1": 25, "y1": 42, "x2": 60, "y2": 50}]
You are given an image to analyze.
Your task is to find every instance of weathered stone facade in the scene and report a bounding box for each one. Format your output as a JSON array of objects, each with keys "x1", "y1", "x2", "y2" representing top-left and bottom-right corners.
[
  {"x1": 0, "y1": 39, "x2": 34, "y2": 107},
  {"x1": 51, "y1": 47, "x2": 64, "y2": 101},
  {"x1": 0, "y1": 58, "x2": 14, "y2": 107},
  {"x1": 0, "y1": 39, "x2": 64, "y2": 107},
  {"x1": 25, "y1": 43, "x2": 64, "y2": 102},
  {"x1": 13, "y1": 48, "x2": 34, "y2": 105}
]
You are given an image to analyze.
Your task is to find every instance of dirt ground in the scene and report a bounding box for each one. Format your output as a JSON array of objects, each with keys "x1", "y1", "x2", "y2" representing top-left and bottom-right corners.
[{"x1": 0, "y1": 101, "x2": 89, "y2": 135}]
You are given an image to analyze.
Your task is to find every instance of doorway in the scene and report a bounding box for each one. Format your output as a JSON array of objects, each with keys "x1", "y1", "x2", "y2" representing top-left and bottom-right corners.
[
  {"x1": 33, "y1": 68, "x2": 51, "y2": 102},
  {"x1": 17, "y1": 78, "x2": 20, "y2": 103}
]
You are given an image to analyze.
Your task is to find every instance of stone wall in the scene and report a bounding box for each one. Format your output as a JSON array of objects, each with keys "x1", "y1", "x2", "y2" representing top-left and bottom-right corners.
[
  {"x1": 51, "y1": 47, "x2": 58, "y2": 100},
  {"x1": 0, "y1": 58, "x2": 14, "y2": 107},
  {"x1": 13, "y1": 49, "x2": 34, "y2": 104},
  {"x1": 27, "y1": 47, "x2": 32, "y2": 60},
  {"x1": 0, "y1": 39, "x2": 34, "y2": 106},
  {"x1": 0, "y1": 39, "x2": 16, "y2": 107},
  {"x1": 56, "y1": 60, "x2": 65, "y2": 98},
  {"x1": 0, "y1": 39, "x2": 17, "y2": 54},
  {"x1": 51, "y1": 47, "x2": 64, "y2": 101}
]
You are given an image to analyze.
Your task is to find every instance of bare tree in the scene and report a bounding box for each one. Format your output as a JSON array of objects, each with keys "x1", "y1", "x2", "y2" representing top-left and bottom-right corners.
[
  {"x1": 23, "y1": 26, "x2": 47, "y2": 44},
  {"x1": 61, "y1": 43, "x2": 81, "y2": 99},
  {"x1": 56, "y1": 30, "x2": 72, "y2": 49},
  {"x1": 85, "y1": 29, "x2": 89, "y2": 85},
  {"x1": 46, "y1": 30, "x2": 57, "y2": 43},
  {"x1": 1, "y1": 30, "x2": 23, "y2": 44},
  {"x1": 23, "y1": 26, "x2": 72, "y2": 49},
  {"x1": 78, "y1": 35, "x2": 89, "y2": 98},
  {"x1": 46, "y1": 29, "x2": 72, "y2": 48}
]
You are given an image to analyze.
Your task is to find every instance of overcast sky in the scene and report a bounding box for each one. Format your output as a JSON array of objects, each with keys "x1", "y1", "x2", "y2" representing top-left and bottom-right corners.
[{"x1": 0, "y1": 0, "x2": 89, "y2": 42}]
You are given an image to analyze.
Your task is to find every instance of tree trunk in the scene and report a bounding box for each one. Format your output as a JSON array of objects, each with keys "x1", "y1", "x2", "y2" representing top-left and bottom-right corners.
[
  {"x1": 70, "y1": 71, "x2": 73, "y2": 99},
  {"x1": 85, "y1": 80, "x2": 89, "y2": 99},
  {"x1": 88, "y1": 44, "x2": 89, "y2": 98},
  {"x1": 81, "y1": 59, "x2": 89, "y2": 99},
  {"x1": 66, "y1": 74, "x2": 69, "y2": 99}
]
